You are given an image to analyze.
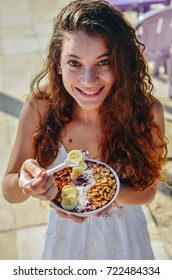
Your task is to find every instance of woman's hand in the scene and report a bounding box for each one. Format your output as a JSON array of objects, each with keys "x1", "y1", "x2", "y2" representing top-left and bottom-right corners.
[
  {"x1": 54, "y1": 208, "x2": 88, "y2": 224},
  {"x1": 19, "y1": 159, "x2": 58, "y2": 201}
]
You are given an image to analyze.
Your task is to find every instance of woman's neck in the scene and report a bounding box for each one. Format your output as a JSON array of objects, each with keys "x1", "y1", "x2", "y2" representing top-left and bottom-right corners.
[{"x1": 72, "y1": 102, "x2": 101, "y2": 124}]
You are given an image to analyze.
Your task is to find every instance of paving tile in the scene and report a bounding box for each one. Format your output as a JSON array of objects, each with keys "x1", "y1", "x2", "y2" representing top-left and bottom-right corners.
[
  {"x1": 165, "y1": 120, "x2": 172, "y2": 158},
  {"x1": 0, "y1": 25, "x2": 37, "y2": 39},
  {"x1": 0, "y1": 52, "x2": 44, "y2": 74},
  {"x1": 37, "y1": 34, "x2": 51, "y2": 49},
  {"x1": 160, "y1": 230, "x2": 172, "y2": 259},
  {"x1": 14, "y1": 197, "x2": 49, "y2": 229},
  {"x1": 0, "y1": 113, "x2": 18, "y2": 147},
  {"x1": 0, "y1": 191, "x2": 18, "y2": 231},
  {"x1": 1, "y1": 71, "x2": 35, "y2": 98},
  {"x1": 0, "y1": 74, "x2": 3, "y2": 88},
  {"x1": 143, "y1": 206, "x2": 160, "y2": 239},
  {"x1": 143, "y1": 206, "x2": 169, "y2": 259},
  {"x1": 0, "y1": 145, "x2": 14, "y2": 177},
  {"x1": 0, "y1": 13, "x2": 32, "y2": 27},
  {"x1": 151, "y1": 240, "x2": 169, "y2": 260},
  {"x1": 30, "y1": 9, "x2": 58, "y2": 23},
  {"x1": 1, "y1": 37, "x2": 40, "y2": 55},
  {"x1": 34, "y1": 22, "x2": 53, "y2": 36},
  {"x1": 148, "y1": 191, "x2": 172, "y2": 259},
  {"x1": 16, "y1": 225, "x2": 46, "y2": 260},
  {"x1": 152, "y1": 76, "x2": 170, "y2": 100},
  {"x1": 0, "y1": 0, "x2": 29, "y2": 14},
  {"x1": 29, "y1": 0, "x2": 72, "y2": 22},
  {"x1": 0, "y1": 42, "x2": 3, "y2": 59},
  {"x1": 0, "y1": 230, "x2": 18, "y2": 260}
]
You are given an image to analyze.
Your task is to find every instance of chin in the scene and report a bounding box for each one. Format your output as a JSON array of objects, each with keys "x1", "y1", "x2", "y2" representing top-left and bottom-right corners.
[
  {"x1": 78, "y1": 100, "x2": 104, "y2": 111},
  {"x1": 80, "y1": 104, "x2": 101, "y2": 111}
]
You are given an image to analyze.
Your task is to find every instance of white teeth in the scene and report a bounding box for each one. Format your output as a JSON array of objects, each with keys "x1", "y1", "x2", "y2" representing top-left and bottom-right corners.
[{"x1": 81, "y1": 89, "x2": 99, "y2": 95}]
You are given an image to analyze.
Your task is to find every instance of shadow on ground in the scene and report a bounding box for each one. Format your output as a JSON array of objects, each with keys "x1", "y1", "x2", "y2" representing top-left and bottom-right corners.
[{"x1": 0, "y1": 91, "x2": 23, "y2": 118}]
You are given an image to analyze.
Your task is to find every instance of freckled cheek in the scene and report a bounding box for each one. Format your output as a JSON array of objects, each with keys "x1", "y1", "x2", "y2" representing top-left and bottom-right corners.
[
  {"x1": 62, "y1": 69, "x2": 79, "y2": 81},
  {"x1": 61, "y1": 73, "x2": 78, "y2": 95},
  {"x1": 101, "y1": 73, "x2": 116, "y2": 86},
  {"x1": 97, "y1": 68, "x2": 115, "y2": 80},
  {"x1": 61, "y1": 70, "x2": 76, "y2": 84}
]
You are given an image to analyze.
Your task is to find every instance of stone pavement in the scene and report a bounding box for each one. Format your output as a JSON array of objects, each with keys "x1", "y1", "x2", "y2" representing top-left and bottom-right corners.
[{"x1": 0, "y1": 0, "x2": 172, "y2": 260}]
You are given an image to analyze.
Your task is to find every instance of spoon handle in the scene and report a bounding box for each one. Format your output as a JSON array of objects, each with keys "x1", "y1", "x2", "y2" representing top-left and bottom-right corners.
[
  {"x1": 47, "y1": 162, "x2": 66, "y2": 175},
  {"x1": 23, "y1": 177, "x2": 37, "y2": 187}
]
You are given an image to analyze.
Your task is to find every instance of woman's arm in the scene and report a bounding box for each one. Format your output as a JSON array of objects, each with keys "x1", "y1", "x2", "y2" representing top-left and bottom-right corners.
[
  {"x1": 2, "y1": 95, "x2": 57, "y2": 203},
  {"x1": 116, "y1": 97, "x2": 166, "y2": 206},
  {"x1": 116, "y1": 180, "x2": 158, "y2": 205},
  {"x1": 2, "y1": 96, "x2": 37, "y2": 202}
]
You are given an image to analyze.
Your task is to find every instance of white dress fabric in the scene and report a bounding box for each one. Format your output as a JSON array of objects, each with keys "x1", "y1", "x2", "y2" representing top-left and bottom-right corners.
[{"x1": 42, "y1": 145, "x2": 154, "y2": 260}]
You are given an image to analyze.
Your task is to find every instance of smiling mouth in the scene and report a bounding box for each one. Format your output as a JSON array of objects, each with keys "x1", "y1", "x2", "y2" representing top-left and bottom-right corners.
[{"x1": 76, "y1": 87, "x2": 104, "y2": 97}]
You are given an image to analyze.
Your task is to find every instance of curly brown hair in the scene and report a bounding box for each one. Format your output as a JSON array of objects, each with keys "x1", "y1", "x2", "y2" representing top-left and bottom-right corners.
[{"x1": 31, "y1": 0, "x2": 168, "y2": 190}]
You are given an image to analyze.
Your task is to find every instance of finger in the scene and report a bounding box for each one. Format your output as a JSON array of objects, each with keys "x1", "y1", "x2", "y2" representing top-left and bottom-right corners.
[
  {"x1": 30, "y1": 172, "x2": 54, "y2": 193},
  {"x1": 34, "y1": 183, "x2": 58, "y2": 201},
  {"x1": 20, "y1": 170, "x2": 47, "y2": 193},
  {"x1": 21, "y1": 171, "x2": 55, "y2": 198},
  {"x1": 55, "y1": 209, "x2": 70, "y2": 218},
  {"x1": 69, "y1": 215, "x2": 87, "y2": 224},
  {"x1": 19, "y1": 165, "x2": 43, "y2": 188},
  {"x1": 21, "y1": 186, "x2": 31, "y2": 197},
  {"x1": 55, "y1": 209, "x2": 87, "y2": 223},
  {"x1": 22, "y1": 159, "x2": 43, "y2": 178}
]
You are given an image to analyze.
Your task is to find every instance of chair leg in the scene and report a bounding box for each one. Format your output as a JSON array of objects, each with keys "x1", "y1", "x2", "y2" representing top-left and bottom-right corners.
[
  {"x1": 154, "y1": 60, "x2": 161, "y2": 76},
  {"x1": 167, "y1": 79, "x2": 171, "y2": 99},
  {"x1": 167, "y1": 54, "x2": 172, "y2": 99}
]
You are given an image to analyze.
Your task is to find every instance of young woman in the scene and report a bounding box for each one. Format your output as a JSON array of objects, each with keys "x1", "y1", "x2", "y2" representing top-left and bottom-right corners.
[{"x1": 2, "y1": 0, "x2": 168, "y2": 259}]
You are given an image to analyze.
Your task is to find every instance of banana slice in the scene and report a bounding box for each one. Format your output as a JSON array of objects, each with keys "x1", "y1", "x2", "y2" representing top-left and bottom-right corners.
[
  {"x1": 61, "y1": 185, "x2": 78, "y2": 210},
  {"x1": 78, "y1": 161, "x2": 87, "y2": 170},
  {"x1": 61, "y1": 185, "x2": 77, "y2": 198},
  {"x1": 61, "y1": 196, "x2": 78, "y2": 210},
  {"x1": 67, "y1": 150, "x2": 83, "y2": 164},
  {"x1": 71, "y1": 166, "x2": 84, "y2": 180}
]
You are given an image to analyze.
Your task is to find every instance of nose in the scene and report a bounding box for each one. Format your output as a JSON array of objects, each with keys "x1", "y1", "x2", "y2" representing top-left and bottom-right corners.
[{"x1": 80, "y1": 67, "x2": 99, "y2": 86}]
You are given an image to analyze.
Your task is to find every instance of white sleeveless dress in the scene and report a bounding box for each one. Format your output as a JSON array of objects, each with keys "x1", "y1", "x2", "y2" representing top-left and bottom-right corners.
[{"x1": 42, "y1": 145, "x2": 154, "y2": 260}]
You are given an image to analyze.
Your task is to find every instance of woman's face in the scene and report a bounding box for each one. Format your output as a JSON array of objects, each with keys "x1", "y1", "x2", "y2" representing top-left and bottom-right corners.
[{"x1": 59, "y1": 31, "x2": 116, "y2": 111}]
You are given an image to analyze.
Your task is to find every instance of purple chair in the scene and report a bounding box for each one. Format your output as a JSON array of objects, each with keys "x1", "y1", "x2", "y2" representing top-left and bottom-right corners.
[
  {"x1": 108, "y1": 0, "x2": 141, "y2": 13},
  {"x1": 108, "y1": 1, "x2": 171, "y2": 14},
  {"x1": 134, "y1": 6, "x2": 172, "y2": 98}
]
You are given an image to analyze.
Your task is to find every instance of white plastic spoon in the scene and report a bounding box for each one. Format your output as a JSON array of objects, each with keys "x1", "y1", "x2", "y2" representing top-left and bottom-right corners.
[{"x1": 22, "y1": 159, "x2": 77, "y2": 188}]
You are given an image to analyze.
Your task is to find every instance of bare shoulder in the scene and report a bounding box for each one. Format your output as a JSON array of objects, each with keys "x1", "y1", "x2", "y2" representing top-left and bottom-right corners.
[
  {"x1": 150, "y1": 95, "x2": 163, "y2": 113},
  {"x1": 147, "y1": 94, "x2": 165, "y2": 134},
  {"x1": 20, "y1": 91, "x2": 49, "y2": 125},
  {"x1": 4, "y1": 89, "x2": 50, "y2": 174}
]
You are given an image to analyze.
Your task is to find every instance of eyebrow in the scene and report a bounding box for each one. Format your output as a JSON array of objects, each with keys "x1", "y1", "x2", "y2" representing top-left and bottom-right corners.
[{"x1": 65, "y1": 52, "x2": 111, "y2": 59}]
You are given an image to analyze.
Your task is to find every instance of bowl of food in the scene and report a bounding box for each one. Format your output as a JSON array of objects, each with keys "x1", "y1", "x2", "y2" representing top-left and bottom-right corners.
[{"x1": 50, "y1": 150, "x2": 120, "y2": 217}]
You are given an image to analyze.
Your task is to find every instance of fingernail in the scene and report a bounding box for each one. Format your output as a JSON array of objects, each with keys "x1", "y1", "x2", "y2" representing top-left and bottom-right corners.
[{"x1": 34, "y1": 168, "x2": 42, "y2": 177}]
